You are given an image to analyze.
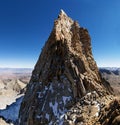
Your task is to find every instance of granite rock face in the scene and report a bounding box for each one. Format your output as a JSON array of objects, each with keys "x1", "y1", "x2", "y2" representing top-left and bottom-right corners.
[{"x1": 19, "y1": 10, "x2": 113, "y2": 125}]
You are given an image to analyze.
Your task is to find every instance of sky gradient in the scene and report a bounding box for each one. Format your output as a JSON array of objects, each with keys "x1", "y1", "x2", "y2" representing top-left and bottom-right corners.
[{"x1": 0, "y1": 0, "x2": 120, "y2": 68}]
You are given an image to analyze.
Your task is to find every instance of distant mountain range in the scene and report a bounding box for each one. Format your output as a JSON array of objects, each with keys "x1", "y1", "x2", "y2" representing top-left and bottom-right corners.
[
  {"x1": 99, "y1": 67, "x2": 120, "y2": 75},
  {"x1": 99, "y1": 67, "x2": 120, "y2": 96},
  {"x1": 0, "y1": 67, "x2": 120, "y2": 73},
  {"x1": 0, "y1": 68, "x2": 32, "y2": 73}
]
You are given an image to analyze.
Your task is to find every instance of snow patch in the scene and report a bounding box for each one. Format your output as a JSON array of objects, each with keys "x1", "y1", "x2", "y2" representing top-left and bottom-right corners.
[
  {"x1": 68, "y1": 88, "x2": 72, "y2": 92},
  {"x1": 86, "y1": 92, "x2": 91, "y2": 96},
  {"x1": 49, "y1": 121, "x2": 53, "y2": 125},
  {"x1": 60, "y1": 114, "x2": 65, "y2": 120},
  {"x1": 0, "y1": 96, "x2": 23, "y2": 123},
  {"x1": 45, "y1": 86, "x2": 48, "y2": 90},
  {"x1": 37, "y1": 88, "x2": 46, "y2": 99},
  {"x1": 45, "y1": 113, "x2": 49, "y2": 121},
  {"x1": 59, "y1": 120, "x2": 64, "y2": 125},
  {"x1": 59, "y1": 109, "x2": 66, "y2": 116},
  {"x1": 60, "y1": 9, "x2": 66, "y2": 15},
  {"x1": 37, "y1": 92, "x2": 42, "y2": 98},
  {"x1": 49, "y1": 101, "x2": 59, "y2": 118},
  {"x1": 49, "y1": 84, "x2": 54, "y2": 93},
  {"x1": 30, "y1": 84, "x2": 34, "y2": 90},
  {"x1": 36, "y1": 115, "x2": 41, "y2": 119},
  {"x1": 94, "y1": 103, "x2": 100, "y2": 117},
  {"x1": 62, "y1": 96, "x2": 71, "y2": 105}
]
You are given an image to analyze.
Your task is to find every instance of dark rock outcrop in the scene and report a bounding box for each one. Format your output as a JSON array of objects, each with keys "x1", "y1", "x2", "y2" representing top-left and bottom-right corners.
[
  {"x1": 99, "y1": 99, "x2": 120, "y2": 125},
  {"x1": 19, "y1": 10, "x2": 113, "y2": 125}
]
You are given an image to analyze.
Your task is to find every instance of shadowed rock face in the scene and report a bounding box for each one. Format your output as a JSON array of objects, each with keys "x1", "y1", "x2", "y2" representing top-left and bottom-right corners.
[
  {"x1": 19, "y1": 10, "x2": 113, "y2": 125},
  {"x1": 99, "y1": 99, "x2": 120, "y2": 125}
]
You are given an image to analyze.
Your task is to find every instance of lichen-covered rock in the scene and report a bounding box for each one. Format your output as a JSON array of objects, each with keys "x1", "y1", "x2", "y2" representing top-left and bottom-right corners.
[{"x1": 19, "y1": 10, "x2": 113, "y2": 125}]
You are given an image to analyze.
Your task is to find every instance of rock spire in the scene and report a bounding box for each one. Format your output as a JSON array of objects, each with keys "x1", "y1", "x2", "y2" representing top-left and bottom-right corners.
[{"x1": 19, "y1": 10, "x2": 113, "y2": 125}]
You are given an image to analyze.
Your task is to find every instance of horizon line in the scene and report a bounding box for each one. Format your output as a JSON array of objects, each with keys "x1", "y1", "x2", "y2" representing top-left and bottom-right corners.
[
  {"x1": 0, "y1": 67, "x2": 33, "y2": 69},
  {"x1": 0, "y1": 66, "x2": 120, "y2": 69}
]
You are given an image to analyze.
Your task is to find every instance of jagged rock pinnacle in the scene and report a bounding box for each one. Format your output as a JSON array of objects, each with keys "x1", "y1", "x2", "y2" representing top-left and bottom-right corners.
[
  {"x1": 19, "y1": 10, "x2": 113, "y2": 125},
  {"x1": 59, "y1": 9, "x2": 67, "y2": 16}
]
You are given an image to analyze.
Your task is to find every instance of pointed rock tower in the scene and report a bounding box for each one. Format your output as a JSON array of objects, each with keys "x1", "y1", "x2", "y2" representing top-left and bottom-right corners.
[{"x1": 19, "y1": 10, "x2": 113, "y2": 125}]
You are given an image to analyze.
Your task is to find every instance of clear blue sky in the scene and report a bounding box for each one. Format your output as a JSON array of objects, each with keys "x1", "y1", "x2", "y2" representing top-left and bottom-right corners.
[{"x1": 0, "y1": 0, "x2": 120, "y2": 68}]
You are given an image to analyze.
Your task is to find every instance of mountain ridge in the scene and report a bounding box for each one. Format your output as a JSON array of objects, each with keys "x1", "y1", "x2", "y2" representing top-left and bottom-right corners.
[{"x1": 19, "y1": 10, "x2": 114, "y2": 125}]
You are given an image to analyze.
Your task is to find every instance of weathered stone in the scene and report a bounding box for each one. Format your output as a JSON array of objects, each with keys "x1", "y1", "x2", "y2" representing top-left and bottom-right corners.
[
  {"x1": 19, "y1": 10, "x2": 113, "y2": 125},
  {"x1": 112, "y1": 115, "x2": 120, "y2": 125},
  {"x1": 99, "y1": 100, "x2": 120, "y2": 125}
]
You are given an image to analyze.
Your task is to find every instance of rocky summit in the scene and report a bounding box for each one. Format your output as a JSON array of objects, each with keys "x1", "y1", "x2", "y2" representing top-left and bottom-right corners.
[{"x1": 19, "y1": 10, "x2": 114, "y2": 125}]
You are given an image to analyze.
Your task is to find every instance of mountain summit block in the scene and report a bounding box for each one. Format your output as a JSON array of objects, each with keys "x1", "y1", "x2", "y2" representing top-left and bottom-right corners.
[{"x1": 19, "y1": 10, "x2": 113, "y2": 125}]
